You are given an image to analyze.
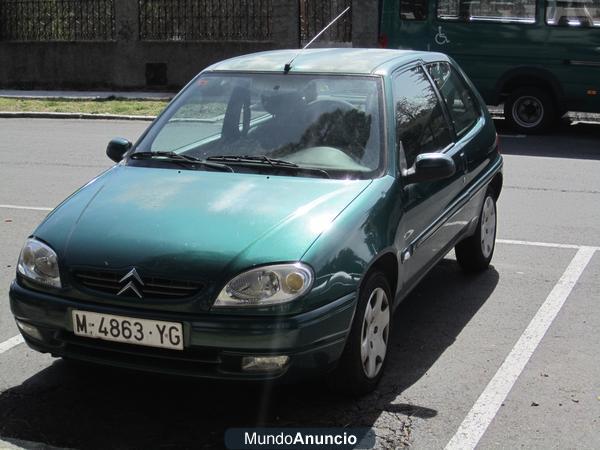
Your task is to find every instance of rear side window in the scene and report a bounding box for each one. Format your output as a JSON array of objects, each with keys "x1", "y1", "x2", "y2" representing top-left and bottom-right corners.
[
  {"x1": 437, "y1": 0, "x2": 536, "y2": 23},
  {"x1": 546, "y1": 0, "x2": 600, "y2": 27},
  {"x1": 393, "y1": 66, "x2": 453, "y2": 168},
  {"x1": 400, "y1": 0, "x2": 428, "y2": 20},
  {"x1": 427, "y1": 62, "x2": 481, "y2": 137}
]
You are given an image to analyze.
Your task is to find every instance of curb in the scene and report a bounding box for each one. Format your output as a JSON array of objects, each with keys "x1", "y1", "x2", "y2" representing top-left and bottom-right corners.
[
  {"x1": 0, "y1": 93, "x2": 173, "y2": 101},
  {"x1": 0, "y1": 111, "x2": 155, "y2": 121},
  {"x1": 0, "y1": 96, "x2": 170, "y2": 101}
]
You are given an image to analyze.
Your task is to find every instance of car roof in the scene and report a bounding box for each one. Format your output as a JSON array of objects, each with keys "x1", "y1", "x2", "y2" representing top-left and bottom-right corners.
[{"x1": 204, "y1": 48, "x2": 447, "y2": 76}]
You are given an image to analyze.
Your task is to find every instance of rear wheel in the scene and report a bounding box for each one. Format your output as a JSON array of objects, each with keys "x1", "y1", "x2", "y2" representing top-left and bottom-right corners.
[
  {"x1": 504, "y1": 87, "x2": 556, "y2": 134},
  {"x1": 456, "y1": 189, "x2": 497, "y2": 273},
  {"x1": 333, "y1": 271, "x2": 392, "y2": 396}
]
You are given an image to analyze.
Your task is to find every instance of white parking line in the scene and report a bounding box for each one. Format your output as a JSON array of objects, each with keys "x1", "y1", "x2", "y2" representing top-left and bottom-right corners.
[
  {"x1": 445, "y1": 246, "x2": 597, "y2": 450},
  {"x1": 497, "y1": 238, "x2": 599, "y2": 250},
  {"x1": 0, "y1": 436, "x2": 63, "y2": 450},
  {"x1": 0, "y1": 437, "x2": 23, "y2": 449},
  {"x1": 0, "y1": 204, "x2": 53, "y2": 212},
  {"x1": 0, "y1": 335, "x2": 24, "y2": 355}
]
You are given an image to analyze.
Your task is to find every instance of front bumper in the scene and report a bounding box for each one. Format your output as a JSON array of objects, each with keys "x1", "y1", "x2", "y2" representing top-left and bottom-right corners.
[{"x1": 9, "y1": 280, "x2": 356, "y2": 381}]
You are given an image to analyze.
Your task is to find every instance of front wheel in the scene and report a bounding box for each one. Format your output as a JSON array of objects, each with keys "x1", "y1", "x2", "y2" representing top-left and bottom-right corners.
[
  {"x1": 456, "y1": 189, "x2": 497, "y2": 273},
  {"x1": 504, "y1": 87, "x2": 556, "y2": 134},
  {"x1": 332, "y1": 271, "x2": 392, "y2": 396}
]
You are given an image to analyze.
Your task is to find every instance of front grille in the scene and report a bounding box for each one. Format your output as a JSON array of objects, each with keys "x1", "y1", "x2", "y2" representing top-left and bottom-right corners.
[
  {"x1": 74, "y1": 270, "x2": 203, "y2": 299},
  {"x1": 60, "y1": 332, "x2": 223, "y2": 376},
  {"x1": 62, "y1": 332, "x2": 221, "y2": 364}
]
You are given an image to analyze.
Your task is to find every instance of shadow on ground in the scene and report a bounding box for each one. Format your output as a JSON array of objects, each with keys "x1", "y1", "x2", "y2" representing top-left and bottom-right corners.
[
  {"x1": 0, "y1": 259, "x2": 499, "y2": 450},
  {"x1": 494, "y1": 119, "x2": 600, "y2": 161}
]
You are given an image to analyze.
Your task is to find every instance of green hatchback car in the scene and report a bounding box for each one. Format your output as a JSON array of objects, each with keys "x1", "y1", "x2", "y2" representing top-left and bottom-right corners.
[{"x1": 10, "y1": 49, "x2": 502, "y2": 394}]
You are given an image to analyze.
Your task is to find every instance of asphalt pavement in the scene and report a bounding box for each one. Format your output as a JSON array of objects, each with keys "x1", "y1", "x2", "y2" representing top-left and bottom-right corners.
[{"x1": 0, "y1": 118, "x2": 598, "y2": 449}]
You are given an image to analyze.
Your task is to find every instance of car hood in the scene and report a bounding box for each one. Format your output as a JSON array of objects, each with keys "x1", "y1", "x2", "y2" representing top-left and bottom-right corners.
[{"x1": 36, "y1": 166, "x2": 371, "y2": 287}]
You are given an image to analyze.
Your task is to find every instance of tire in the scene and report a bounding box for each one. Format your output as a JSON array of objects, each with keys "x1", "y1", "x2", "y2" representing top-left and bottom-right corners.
[
  {"x1": 456, "y1": 188, "x2": 497, "y2": 273},
  {"x1": 504, "y1": 87, "x2": 556, "y2": 134},
  {"x1": 332, "y1": 271, "x2": 392, "y2": 396}
]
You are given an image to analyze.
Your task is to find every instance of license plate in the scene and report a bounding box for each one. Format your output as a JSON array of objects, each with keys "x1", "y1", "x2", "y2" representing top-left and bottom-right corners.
[{"x1": 71, "y1": 310, "x2": 183, "y2": 350}]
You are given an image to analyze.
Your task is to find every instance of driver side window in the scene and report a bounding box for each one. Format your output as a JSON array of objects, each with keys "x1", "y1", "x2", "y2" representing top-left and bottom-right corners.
[
  {"x1": 427, "y1": 62, "x2": 480, "y2": 137},
  {"x1": 392, "y1": 66, "x2": 452, "y2": 169}
]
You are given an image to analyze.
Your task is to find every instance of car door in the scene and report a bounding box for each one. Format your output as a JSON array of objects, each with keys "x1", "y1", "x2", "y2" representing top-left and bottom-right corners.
[{"x1": 392, "y1": 64, "x2": 466, "y2": 290}]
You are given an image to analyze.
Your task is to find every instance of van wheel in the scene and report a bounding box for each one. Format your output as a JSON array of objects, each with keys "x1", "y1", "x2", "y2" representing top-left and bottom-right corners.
[
  {"x1": 504, "y1": 87, "x2": 555, "y2": 134},
  {"x1": 332, "y1": 271, "x2": 392, "y2": 396},
  {"x1": 456, "y1": 189, "x2": 497, "y2": 273}
]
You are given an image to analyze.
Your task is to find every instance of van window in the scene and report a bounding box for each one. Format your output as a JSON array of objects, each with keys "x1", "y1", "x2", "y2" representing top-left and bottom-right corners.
[
  {"x1": 546, "y1": 0, "x2": 600, "y2": 27},
  {"x1": 393, "y1": 67, "x2": 452, "y2": 168},
  {"x1": 400, "y1": 0, "x2": 428, "y2": 20},
  {"x1": 437, "y1": 0, "x2": 537, "y2": 23},
  {"x1": 427, "y1": 62, "x2": 480, "y2": 136}
]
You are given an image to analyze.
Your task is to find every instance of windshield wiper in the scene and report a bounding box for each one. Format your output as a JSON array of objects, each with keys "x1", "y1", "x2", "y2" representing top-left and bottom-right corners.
[
  {"x1": 206, "y1": 155, "x2": 330, "y2": 178},
  {"x1": 207, "y1": 154, "x2": 298, "y2": 167},
  {"x1": 130, "y1": 151, "x2": 234, "y2": 172}
]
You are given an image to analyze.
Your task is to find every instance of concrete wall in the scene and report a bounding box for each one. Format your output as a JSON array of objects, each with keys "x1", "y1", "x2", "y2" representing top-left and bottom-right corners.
[
  {"x1": 0, "y1": 41, "x2": 281, "y2": 89},
  {"x1": 0, "y1": 0, "x2": 379, "y2": 90}
]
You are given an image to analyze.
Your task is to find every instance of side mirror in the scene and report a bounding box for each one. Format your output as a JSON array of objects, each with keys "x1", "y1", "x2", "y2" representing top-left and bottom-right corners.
[
  {"x1": 106, "y1": 137, "x2": 132, "y2": 163},
  {"x1": 404, "y1": 153, "x2": 456, "y2": 185}
]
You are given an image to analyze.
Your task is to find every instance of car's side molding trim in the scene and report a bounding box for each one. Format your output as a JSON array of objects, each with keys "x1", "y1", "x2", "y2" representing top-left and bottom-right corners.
[
  {"x1": 404, "y1": 156, "x2": 503, "y2": 257},
  {"x1": 567, "y1": 60, "x2": 600, "y2": 68}
]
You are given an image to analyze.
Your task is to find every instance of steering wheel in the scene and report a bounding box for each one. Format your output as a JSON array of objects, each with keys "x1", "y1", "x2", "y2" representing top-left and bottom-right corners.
[{"x1": 303, "y1": 98, "x2": 355, "y2": 124}]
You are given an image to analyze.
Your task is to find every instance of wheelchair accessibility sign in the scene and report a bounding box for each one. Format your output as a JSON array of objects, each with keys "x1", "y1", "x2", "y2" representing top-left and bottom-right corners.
[{"x1": 435, "y1": 26, "x2": 450, "y2": 45}]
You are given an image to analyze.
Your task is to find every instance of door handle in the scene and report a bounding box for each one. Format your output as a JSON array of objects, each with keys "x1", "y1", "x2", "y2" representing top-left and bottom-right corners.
[{"x1": 459, "y1": 151, "x2": 467, "y2": 173}]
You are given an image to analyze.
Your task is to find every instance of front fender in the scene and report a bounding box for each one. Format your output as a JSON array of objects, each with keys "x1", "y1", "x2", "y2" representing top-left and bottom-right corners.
[{"x1": 301, "y1": 176, "x2": 402, "y2": 311}]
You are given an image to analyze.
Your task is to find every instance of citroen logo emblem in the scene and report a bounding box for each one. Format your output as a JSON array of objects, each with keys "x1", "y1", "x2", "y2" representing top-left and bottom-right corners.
[{"x1": 117, "y1": 268, "x2": 144, "y2": 299}]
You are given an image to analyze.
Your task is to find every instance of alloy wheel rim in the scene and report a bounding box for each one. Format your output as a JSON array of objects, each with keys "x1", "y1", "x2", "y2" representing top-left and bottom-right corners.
[
  {"x1": 512, "y1": 95, "x2": 544, "y2": 128},
  {"x1": 360, "y1": 287, "x2": 390, "y2": 379},
  {"x1": 480, "y1": 196, "x2": 496, "y2": 259}
]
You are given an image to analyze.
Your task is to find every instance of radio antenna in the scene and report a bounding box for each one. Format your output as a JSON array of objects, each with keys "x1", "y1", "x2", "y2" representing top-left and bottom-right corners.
[{"x1": 284, "y1": 5, "x2": 351, "y2": 73}]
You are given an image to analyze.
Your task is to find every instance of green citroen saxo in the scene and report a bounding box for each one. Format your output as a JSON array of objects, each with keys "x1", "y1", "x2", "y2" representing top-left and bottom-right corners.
[{"x1": 10, "y1": 48, "x2": 502, "y2": 395}]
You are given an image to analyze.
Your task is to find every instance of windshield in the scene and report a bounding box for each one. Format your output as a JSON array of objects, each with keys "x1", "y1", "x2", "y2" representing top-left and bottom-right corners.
[{"x1": 134, "y1": 73, "x2": 384, "y2": 179}]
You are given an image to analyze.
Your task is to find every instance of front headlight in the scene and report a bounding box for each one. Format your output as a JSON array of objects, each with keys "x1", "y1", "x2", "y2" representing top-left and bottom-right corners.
[
  {"x1": 213, "y1": 263, "x2": 313, "y2": 307},
  {"x1": 17, "y1": 238, "x2": 61, "y2": 288}
]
